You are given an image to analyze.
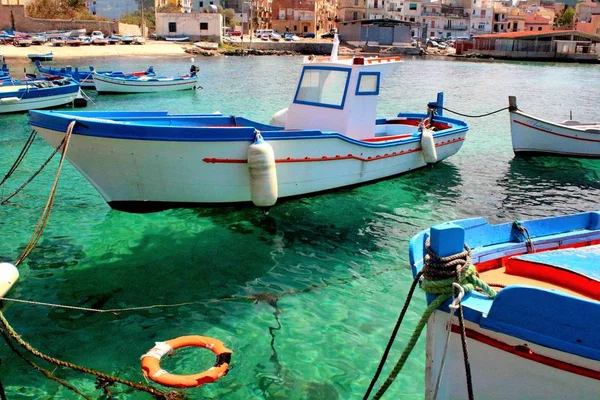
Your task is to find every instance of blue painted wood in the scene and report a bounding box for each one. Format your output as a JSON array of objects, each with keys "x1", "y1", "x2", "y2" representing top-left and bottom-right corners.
[
  {"x1": 513, "y1": 245, "x2": 600, "y2": 281},
  {"x1": 436, "y1": 92, "x2": 444, "y2": 116},
  {"x1": 481, "y1": 286, "x2": 600, "y2": 361},
  {"x1": 430, "y1": 222, "x2": 464, "y2": 257}
]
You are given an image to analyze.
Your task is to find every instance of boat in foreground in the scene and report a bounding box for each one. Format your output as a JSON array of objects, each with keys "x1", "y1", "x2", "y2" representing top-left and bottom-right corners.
[
  {"x1": 409, "y1": 211, "x2": 600, "y2": 399},
  {"x1": 0, "y1": 78, "x2": 79, "y2": 113},
  {"x1": 509, "y1": 96, "x2": 600, "y2": 158},
  {"x1": 28, "y1": 36, "x2": 468, "y2": 212},
  {"x1": 91, "y1": 66, "x2": 199, "y2": 93}
]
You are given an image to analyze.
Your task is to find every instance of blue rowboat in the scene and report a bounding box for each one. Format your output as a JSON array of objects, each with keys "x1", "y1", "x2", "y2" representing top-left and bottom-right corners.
[
  {"x1": 0, "y1": 77, "x2": 80, "y2": 113},
  {"x1": 406, "y1": 211, "x2": 600, "y2": 400},
  {"x1": 34, "y1": 61, "x2": 156, "y2": 90}
]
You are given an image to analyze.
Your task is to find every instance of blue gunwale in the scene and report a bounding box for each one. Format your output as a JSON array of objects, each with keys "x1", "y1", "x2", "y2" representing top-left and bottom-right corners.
[
  {"x1": 28, "y1": 110, "x2": 468, "y2": 149},
  {"x1": 0, "y1": 80, "x2": 79, "y2": 100},
  {"x1": 409, "y1": 211, "x2": 600, "y2": 362}
]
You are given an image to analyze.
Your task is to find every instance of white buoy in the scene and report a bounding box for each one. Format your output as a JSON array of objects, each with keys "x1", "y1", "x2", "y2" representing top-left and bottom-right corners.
[
  {"x1": 0, "y1": 263, "x2": 19, "y2": 298},
  {"x1": 269, "y1": 108, "x2": 288, "y2": 127},
  {"x1": 247, "y1": 132, "x2": 278, "y2": 207},
  {"x1": 420, "y1": 128, "x2": 438, "y2": 164}
]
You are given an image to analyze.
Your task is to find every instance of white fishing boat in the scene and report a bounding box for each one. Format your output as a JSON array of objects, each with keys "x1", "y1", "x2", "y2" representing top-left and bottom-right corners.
[
  {"x1": 165, "y1": 36, "x2": 189, "y2": 42},
  {"x1": 406, "y1": 211, "x2": 600, "y2": 400},
  {"x1": 509, "y1": 96, "x2": 600, "y2": 158},
  {"x1": 91, "y1": 65, "x2": 199, "y2": 93},
  {"x1": 0, "y1": 78, "x2": 80, "y2": 114},
  {"x1": 28, "y1": 36, "x2": 469, "y2": 213}
]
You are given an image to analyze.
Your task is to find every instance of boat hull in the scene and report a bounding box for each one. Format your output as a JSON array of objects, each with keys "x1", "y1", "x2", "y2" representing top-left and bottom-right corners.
[
  {"x1": 426, "y1": 310, "x2": 600, "y2": 400},
  {"x1": 32, "y1": 120, "x2": 466, "y2": 210},
  {"x1": 0, "y1": 87, "x2": 78, "y2": 114},
  {"x1": 510, "y1": 110, "x2": 600, "y2": 158},
  {"x1": 92, "y1": 74, "x2": 198, "y2": 93}
]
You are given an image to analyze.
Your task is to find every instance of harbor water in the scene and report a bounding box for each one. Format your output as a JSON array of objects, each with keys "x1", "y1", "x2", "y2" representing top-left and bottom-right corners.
[{"x1": 0, "y1": 55, "x2": 599, "y2": 399}]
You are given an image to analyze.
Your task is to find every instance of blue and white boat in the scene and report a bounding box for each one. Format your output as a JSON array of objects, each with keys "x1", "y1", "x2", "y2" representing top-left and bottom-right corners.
[
  {"x1": 0, "y1": 62, "x2": 9, "y2": 81},
  {"x1": 0, "y1": 78, "x2": 80, "y2": 114},
  {"x1": 408, "y1": 211, "x2": 600, "y2": 400},
  {"x1": 91, "y1": 66, "x2": 199, "y2": 93},
  {"x1": 27, "y1": 36, "x2": 468, "y2": 212},
  {"x1": 35, "y1": 61, "x2": 155, "y2": 90},
  {"x1": 165, "y1": 36, "x2": 190, "y2": 42}
]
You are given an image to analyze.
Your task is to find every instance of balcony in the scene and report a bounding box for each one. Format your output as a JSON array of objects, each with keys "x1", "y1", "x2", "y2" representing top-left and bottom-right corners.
[
  {"x1": 422, "y1": 12, "x2": 441, "y2": 16},
  {"x1": 444, "y1": 25, "x2": 468, "y2": 30}
]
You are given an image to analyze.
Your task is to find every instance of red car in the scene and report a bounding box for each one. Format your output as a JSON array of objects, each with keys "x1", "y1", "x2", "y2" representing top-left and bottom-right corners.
[{"x1": 230, "y1": 30, "x2": 242, "y2": 36}]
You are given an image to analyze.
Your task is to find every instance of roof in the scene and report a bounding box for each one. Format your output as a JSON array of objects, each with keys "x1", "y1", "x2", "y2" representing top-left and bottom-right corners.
[
  {"x1": 524, "y1": 14, "x2": 553, "y2": 24},
  {"x1": 474, "y1": 30, "x2": 600, "y2": 41}
]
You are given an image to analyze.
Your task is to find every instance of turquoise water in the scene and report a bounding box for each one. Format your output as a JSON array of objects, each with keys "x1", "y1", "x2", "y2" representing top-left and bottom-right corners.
[{"x1": 0, "y1": 56, "x2": 599, "y2": 399}]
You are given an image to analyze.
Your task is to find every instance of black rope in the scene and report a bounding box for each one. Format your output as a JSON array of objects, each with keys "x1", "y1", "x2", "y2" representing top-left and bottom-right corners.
[
  {"x1": 457, "y1": 303, "x2": 475, "y2": 400},
  {"x1": 0, "y1": 130, "x2": 37, "y2": 187},
  {"x1": 363, "y1": 270, "x2": 423, "y2": 400},
  {"x1": 439, "y1": 106, "x2": 510, "y2": 118},
  {"x1": 0, "y1": 358, "x2": 7, "y2": 400}
]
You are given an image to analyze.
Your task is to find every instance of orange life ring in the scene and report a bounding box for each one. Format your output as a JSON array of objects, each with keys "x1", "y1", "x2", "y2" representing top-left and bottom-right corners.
[{"x1": 141, "y1": 335, "x2": 232, "y2": 388}]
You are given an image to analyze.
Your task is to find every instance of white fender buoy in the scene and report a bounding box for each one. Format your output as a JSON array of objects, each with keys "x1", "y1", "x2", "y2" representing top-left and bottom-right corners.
[
  {"x1": 420, "y1": 128, "x2": 438, "y2": 164},
  {"x1": 269, "y1": 108, "x2": 288, "y2": 127},
  {"x1": 0, "y1": 263, "x2": 19, "y2": 298},
  {"x1": 247, "y1": 132, "x2": 278, "y2": 207}
]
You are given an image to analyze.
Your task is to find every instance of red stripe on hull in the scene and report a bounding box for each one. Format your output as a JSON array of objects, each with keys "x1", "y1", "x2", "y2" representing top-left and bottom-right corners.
[
  {"x1": 450, "y1": 325, "x2": 600, "y2": 381},
  {"x1": 513, "y1": 119, "x2": 600, "y2": 143},
  {"x1": 203, "y1": 137, "x2": 465, "y2": 164}
]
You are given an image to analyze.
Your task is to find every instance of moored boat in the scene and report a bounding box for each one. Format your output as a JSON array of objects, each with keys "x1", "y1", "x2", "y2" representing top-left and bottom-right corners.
[
  {"x1": 407, "y1": 211, "x2": 600, "y2": 400},
  {"x1": 28, "y1": 36, "x2": 469, "y2": 213},
  {"x1": 91, "y1": 66, "x2": 198, "y2": 93},
  {"x1": 509, "y1": 96, "x2": 600, "y2": 158},
  {"x1": 50, "y1": 37, "x2": 66, "y2": 47},
  {"x1": 165, "y1": 36, "x2": 189, "y2": 42},
  {"x1": 0, "y1": 77, "x2": 80, "y2": 114},
  {"x1": 27, "y1": 51, "x2": 53, "y2": 62}
]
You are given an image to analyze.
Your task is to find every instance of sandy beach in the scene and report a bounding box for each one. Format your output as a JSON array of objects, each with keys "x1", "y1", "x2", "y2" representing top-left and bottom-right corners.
[{"x1": 1, "y1": 40, "x2": 191, "y2": 60}]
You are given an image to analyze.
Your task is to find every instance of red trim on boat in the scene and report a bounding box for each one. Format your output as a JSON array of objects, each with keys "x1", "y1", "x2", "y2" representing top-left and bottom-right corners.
[
  {"x1": 203, "y1": 137, "x2": 465, "y2": 164},
  {"x1": 451, "y1": 325, "x2": 600, "y2": 381},
  {"x1": 514, "y1": 120, "x2": 600, "y2": 143}
]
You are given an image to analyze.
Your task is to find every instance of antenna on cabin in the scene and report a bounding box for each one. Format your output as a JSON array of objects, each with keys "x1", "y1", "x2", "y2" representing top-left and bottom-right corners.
[{"x1": 330, "y1": 34, "x2": 339, "y2": 62}]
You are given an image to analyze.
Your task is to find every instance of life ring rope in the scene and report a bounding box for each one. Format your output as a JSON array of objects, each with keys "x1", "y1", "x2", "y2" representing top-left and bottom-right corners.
[{"x1": 141, "y1": 335, "x2": 232, "y2": 389}]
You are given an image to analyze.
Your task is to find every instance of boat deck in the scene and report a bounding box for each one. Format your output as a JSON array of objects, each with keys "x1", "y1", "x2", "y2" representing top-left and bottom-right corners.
[{"x1": 479, "y1": 244, "x2": 600, "y2": 302}]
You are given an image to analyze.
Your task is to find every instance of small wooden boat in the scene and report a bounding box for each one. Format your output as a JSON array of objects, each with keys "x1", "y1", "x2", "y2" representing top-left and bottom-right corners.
[
  {"x1": 28, "y1": 36, "x2": 469, "y2": 213},
  {"x1": 30, "y1": 34, "x2": 47, "y2": 45},
  {"x1": 509, "y1": 96, "x2": 600, "y2": 158},
  {"x1": 51, "y1": 37, "x2": 66, "y2": 47},
  {"x1": 165, "y1": 36, "x2": 189, "y2": 42},
  {"x1": 13, "y1": 37, "x2": 32, "y2": 47},
  {"x1": 35, "y1": 61, "x2": 155, "y2": 90},
  {"x1": 0, "y1": 77, "x2": 80, "y2": 113},
  {"x1": 27, "y1": 52, "x2": 53, "y2": 62},
  {"x1": 408, "y1": 211, "x2": 600, "y2": 400}
]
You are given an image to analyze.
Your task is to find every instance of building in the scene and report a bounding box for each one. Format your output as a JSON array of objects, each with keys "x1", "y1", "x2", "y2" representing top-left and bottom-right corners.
[
  {"x1": 271, "y1": 0, "x2": 317, "y2": 35},
  {"x1": 524, "y1": 12, "x2": 553, "y2": 32},
  {"x1": 470, "y1": 0, "x2": 494, "y2": 36},
  {"x1": 338, "y1": 18, "x2": 411, "y2": 44},
  {"x1": 576, "y1": 1, "x2": 600, "y2": 35},
  {"x1": 387, "y1": 0, "x2": 424, "y2": 37},
  {"x1": 472, "y1": 30, "x2": 600, "y2": 62},
  {"x1": 421, "y1": 1, "x2": 469, "y2": 39},
  {"x1": 492, "y1": 2, "x2": 525, "y2": 33},
  {"x1": 338, "y1": 0, "x2": 367, "y2": 22},
  {"x1": 155, "y1": 11, "x2": 223, "y2": 41}
]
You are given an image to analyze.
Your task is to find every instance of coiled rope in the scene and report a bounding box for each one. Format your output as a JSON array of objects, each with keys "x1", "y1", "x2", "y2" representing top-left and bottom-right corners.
[{"x1": 364, "y1": 239, "x2": 497, "y2": 400}]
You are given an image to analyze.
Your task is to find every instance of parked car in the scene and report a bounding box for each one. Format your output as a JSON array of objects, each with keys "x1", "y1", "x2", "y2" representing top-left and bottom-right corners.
[
  {"x1": 302, "y1": 33, "x2": 315, "y2": 38},
  {"x1": 321, "y1": 32, "x2": 334, "y2": 39},
  {"x1": 230, "y1": 30, "x2": 242, "y2": 36}
]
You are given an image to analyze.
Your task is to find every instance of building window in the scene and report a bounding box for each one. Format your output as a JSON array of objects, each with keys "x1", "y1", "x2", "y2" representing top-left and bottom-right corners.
[
  {"x1": 200, "y1": 22, "x2": 209, "y2": 30},
  {"x1": 538, "y1": 26, "x2": 542, "y2": 30},
  {"x1": 354, "y1": 0, "x2": 358, "y2": 5},
  {"x1": 199, "y1": 1, "x2": 203, "y2": 6},
  {"x1": 409, "y1": 3, "x2": 417, "y2": 10},
  {"x1": 303, "y1": 26, "x2": 308, "y2": 32},
  {"x1": 209, "y1": 1, "x2": 213, "y2": 4},
  {"x1": 168, "y1": 22, "x2": 177, "y2": 33},
  {"x1": 353, "y1": 11, "x2": 358, "y2": 20},
  {"x1": 294, "y1": 25, "x2": 297, "y2": 31},
  {"x1": 478, "y1": 22, "x2": 485, "y2": 30},
  {"x1": 530, "y1": 27, "x2": 533, "y2": 31}
]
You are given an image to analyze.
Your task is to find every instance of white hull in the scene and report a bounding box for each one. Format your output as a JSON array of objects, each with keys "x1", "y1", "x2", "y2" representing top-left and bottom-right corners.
[
  {"x1": 510, "y1": 110, "x2": 600, "y2": 157},
  {"x1": 93, "y1": 74, "x2": 198, "y2": 93},
  {"x1": 35, "y1": 127, "x2": 465, "y2": 205},
  {"x1": 426, "y1": 310, "x2": 600, "y2": 400},
  {"x1": 0, "y1": 92, "x2": 77, "y2": 113}
]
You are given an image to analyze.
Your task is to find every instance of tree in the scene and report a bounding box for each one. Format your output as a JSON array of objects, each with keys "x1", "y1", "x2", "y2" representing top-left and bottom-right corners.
[
  {"x1": 26, "y1": 0, "x2": 95, "y2": 20},
  {"x1": 557, "y1": 7, "x2": 575, "y2": 29}
]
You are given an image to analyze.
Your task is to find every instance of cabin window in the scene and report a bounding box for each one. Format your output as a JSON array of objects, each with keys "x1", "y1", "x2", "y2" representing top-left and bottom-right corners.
[
  {"x1": 409, "y1": 3, "x2": 417, "y2": 10},
  {"x1": 200, "y1": 22, "x2": 209, "y2": 30},
  {"x1": 356, "y1": 72, "x2": 380, "y2": 96},
  {"x1": 169, "y1": 22, "x2": 177, "y2": 33},
  {"x1": 294, "y1": 66, "x2": 351, "y2": 110}
]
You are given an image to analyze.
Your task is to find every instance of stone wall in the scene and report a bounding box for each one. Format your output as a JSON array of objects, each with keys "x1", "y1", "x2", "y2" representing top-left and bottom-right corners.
[
  {"x1": 239, "y1": 41, "x2": 333, "y2": 54},
  {"x1": 0, "y1": 5, "x2": 140, "y2": 36}
]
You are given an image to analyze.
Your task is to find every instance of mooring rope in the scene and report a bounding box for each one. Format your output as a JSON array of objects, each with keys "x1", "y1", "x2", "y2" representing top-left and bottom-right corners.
[
  {"x1": 438, "y1": 106, "x2": 510, "y2": 118},
  {"x1": 365, "y1": 239, "x2": 497, "y2": 400},
  {"x1": 513, "y1": 220, "x2": 536, "y2": 253},
  {"x1": 13, "y1": 121, "x2": 76, "y2": 266},
  {"x1": 0, "y1": 130, "x2": 37, "y2": 188}
]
